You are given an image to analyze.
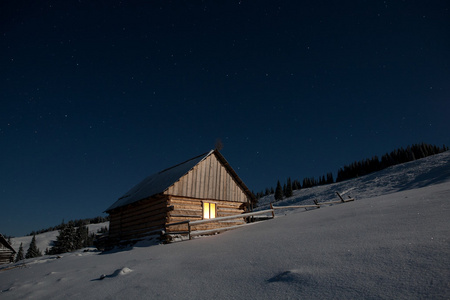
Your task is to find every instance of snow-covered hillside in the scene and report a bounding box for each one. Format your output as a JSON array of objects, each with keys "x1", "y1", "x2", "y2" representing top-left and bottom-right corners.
[
  {"x1": 1, "y1": 152, "x2": 449, "y2": 299},
  {"x1": 257, "y1": 150, "x2": 450, "y2": 209},
  {"x1": 9, "y1": 222, "x2": 109, "y2": 254}
]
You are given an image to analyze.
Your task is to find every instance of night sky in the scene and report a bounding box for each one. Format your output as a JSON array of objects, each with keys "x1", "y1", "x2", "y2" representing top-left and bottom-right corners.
[{"x1": 1, "y1": 1, "x2": 449, "y2": 237}]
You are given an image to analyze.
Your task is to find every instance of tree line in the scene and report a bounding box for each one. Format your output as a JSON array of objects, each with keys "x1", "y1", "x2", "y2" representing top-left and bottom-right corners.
[
  {"x1": 14, "y1": 234, "x2": 43, "y2": 262},
  {"x1": 253, "y1": 142, "x2": 448, "y2": 202},
  {"x1": 336, "y1": 143, "x2": 448, "y2": 182},
  {"x1": 45, "y1": 222, "x2": 96, "y2": 255},
  {"x1": 14, "y1": 221, "x2": 109, "y2": 262},
  {"x1": 27, "y1": 215, "x2": 109, "y2": 236}
]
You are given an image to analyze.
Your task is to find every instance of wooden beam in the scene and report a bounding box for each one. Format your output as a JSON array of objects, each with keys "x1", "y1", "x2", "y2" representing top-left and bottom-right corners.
[
  {"x1": 271, "y1": 204, "x2": 320, "y2": 209},
  {"x1": 191, "y1": 221, "x2": 246, "y2": 231},
  {"x1": 190, "y1": 223, "x2": 251, "y2": 237},
  {"x1": 318, "y1": 198, "x2": 354, "y2": 205},
  {"x1": 336, "y1": 191, "x2": 355, "y2": 203},
  {"x1": 190, "y1": 209, "x2": 274, "y2": 225},
  {"x1": 165, "y1": 220, "x2": 190, "y2": 227},
  {"x1": 336, "y1": 192, "x2": 345, "y2": 202}
]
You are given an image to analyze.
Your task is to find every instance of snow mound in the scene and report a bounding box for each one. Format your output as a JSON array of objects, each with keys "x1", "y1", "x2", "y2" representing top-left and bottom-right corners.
[
  {"x1": 117, "y1": 267, "x2": 133, "y2": 276},
  {"x1": 98, "y1": 267, "x2": 133, "y2": 280}
]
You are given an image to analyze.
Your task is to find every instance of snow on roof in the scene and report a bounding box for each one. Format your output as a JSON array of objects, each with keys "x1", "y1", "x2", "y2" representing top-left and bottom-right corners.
[{"x1": 105, "y1": 150, "x2": 214, "y2": 212}]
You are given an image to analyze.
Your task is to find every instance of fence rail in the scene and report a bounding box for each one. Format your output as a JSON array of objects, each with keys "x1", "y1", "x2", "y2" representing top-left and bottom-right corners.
[
  {"x1": 165, "y1": 209, "x2": 275, "y2": 240},
  {"x1": 165, "y1": 191, "x2": 355, "y2": 241},
  {"x1": 189, "y1": 209, "x2": 274, "y2": 225}
]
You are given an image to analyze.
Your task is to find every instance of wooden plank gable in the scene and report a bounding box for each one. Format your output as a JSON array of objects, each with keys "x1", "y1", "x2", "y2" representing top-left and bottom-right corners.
[{"x1": 165, "y1": 152, "x2": 248, "y2": 202}]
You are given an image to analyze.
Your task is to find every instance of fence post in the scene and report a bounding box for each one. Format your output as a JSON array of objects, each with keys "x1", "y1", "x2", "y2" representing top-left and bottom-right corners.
[
  {"x1": 336, "y1": 192, "x2": 345, "y2": 202},
  {"x1": 270, "y1": 203, "x2": 275, "y2": 218},
  {"x1": 188, "y1": 222, "x2": 191, "y2": 240}
]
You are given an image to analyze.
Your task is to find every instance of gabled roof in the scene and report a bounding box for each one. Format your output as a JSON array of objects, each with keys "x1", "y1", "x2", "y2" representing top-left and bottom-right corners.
[
  {"x1": 105, "y1": 150, "x2": 255, "y2": 213},
  {"x1": 0, "y1": 234, "x2": 16, "y2": 253},
  {"x1": 105, "y1": 150, "x2": 212, "y2": 212}
]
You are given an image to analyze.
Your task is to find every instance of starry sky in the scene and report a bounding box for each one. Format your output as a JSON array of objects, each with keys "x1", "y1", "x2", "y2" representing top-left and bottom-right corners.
[{"x1": 1, "y1": 1, "x2": 449, "y2": 237}]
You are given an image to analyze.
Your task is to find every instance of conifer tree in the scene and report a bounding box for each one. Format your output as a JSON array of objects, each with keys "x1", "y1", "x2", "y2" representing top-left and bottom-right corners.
[
  {"x1": 15, "y1": 243, "x2": 25, "y2": 262},
  {"x1": 285, "y1": 177, "x2": 293, "y2": 198},
  {"x1": 50, "y1": 223, "x2": 77, "y2": 254},
  {"x1": 274, "y1": 180, "x2": 283, "y2": 201},
  {"x1": 25, "y1": 235, "x2": 42, "y2": 259},
  {"x1": 76, "y1": 225, "x2": 94, "y2": 248},
  {"x1": 75, "y1": 226, "x2": 85, "y2": 249},
  {"x1": 291, "y1": 180, "x2": 298, "y2": 190},
  {"x1": 321, "y1": 175, "x2": 326, "y2": 185},
  {"x1": 49, "y1": 223, "x2": 96, "y2": 254},
  {"x1": 325, "y1": 172, "x2": 332, "y2": 184}
]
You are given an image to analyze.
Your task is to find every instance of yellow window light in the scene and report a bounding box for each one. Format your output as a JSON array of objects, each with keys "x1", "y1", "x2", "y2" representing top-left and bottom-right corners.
[
  {"x1": 210, "y1": 203, "x2": 216, "y2": 218},
  {"x1": 203, "y1": 202, "x2": 210, "y2": 219},
  {"x1": 203, "y1": 202, "x2": 216, "y2": 219}
]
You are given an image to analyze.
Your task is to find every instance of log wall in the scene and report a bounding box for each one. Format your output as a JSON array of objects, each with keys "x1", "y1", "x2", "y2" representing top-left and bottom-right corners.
[
  {"x1": 0, "y1": 245, "x2": 15, "y2": 264},
  {"x1": 165, "y1": 153, "x2": 249, "y2": 203},
  {"x1": 166, "y1": 196, "x2": 246, "y2": 233},
  {"x1": 107, "y1": 194, "x2": 249, "y2": 246},
  {"x1": 108, "y1": 196, "x2": 170, "y2": 243}
]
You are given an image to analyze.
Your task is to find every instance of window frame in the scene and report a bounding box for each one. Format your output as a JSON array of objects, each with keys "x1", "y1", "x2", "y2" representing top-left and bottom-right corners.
[{"x1": 202, "y1": 202, "x2": 217, "y2": 219}]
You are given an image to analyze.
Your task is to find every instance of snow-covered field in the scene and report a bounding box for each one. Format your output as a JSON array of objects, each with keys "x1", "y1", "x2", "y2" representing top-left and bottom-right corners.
[{"x1": 1, "y1": 151, "x2": 450, "y2": 299}]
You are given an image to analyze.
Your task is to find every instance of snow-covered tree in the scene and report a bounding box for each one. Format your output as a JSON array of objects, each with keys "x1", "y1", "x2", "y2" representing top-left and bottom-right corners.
[
  {"x1": 25, "y1": 234, "x2": 42, "y2": 259},
  {"x1": 49, "y1": 223, "x2": 94, "y2": 254},
  {"x1": 50, "y1": 223, "x2": 77, "y2": 254},
  {"x1": 15, "y1": 243, "x2": 25, "y2": 262}
]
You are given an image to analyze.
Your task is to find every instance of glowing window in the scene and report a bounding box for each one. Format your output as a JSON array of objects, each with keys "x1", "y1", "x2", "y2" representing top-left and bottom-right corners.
[{"x1": 203, "y1": 202, "x2": 216, "y2": 219}]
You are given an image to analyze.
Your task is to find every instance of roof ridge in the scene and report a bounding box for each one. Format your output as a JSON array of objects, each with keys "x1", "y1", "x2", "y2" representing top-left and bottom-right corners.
[
  {"x1": 158, "y1": 150, "x2": 213, "y2": 174},
  {"x1": 105, "y1": 150, "x2": 216, "y2": 212}
]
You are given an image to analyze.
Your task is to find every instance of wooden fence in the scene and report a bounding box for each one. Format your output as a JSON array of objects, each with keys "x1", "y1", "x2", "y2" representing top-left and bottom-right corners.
[
  {"x1": 270, "y1": 192, "x2": 354, "y2": 215},
  {"x1": 165, "y1": 192, "x2": 355, "y2": 241},
  {"x1": 165, "y1": 209, "x2": 274, "y2": 240}
]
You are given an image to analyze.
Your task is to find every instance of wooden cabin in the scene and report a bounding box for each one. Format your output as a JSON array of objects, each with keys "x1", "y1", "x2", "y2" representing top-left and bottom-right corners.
[
  {"x1": 0, "y1": 234, "x2": 16, "y2": 264},
  {"x1": 105, "y1": 150, "x2": 255, "y2": 246}
]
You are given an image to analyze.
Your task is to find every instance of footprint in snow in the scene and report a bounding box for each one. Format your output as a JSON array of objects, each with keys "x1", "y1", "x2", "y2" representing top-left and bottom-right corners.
[
  {"x1": 267, "y1": 270, "x2": 315, "y2": 286},
  {"x1": 95, "y1": 267, "x2": 133, "y2": 281}
]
